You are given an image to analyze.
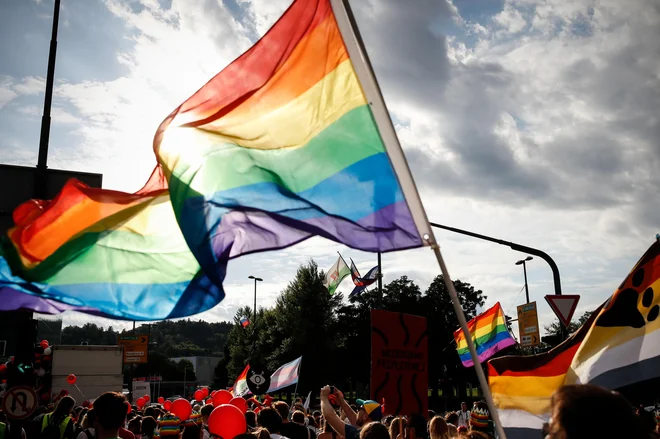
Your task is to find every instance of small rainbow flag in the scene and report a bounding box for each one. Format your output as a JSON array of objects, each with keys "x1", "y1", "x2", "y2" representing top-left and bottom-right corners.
[
  {"x1": 454, "y1": 302, "x2": 516, "y2": 367},
  {"x1": 240, "y1": 318, "x2": 250, "y2": 328},
  {"x1": 0, "y1": 0, "x2": 432, "y2": 320}
]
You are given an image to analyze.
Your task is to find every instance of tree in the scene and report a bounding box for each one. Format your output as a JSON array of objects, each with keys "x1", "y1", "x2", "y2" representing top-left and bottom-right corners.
[
  {"x1": 544, "y1": 310, "x2": 594, "y2": 336},
  {"x1": 423, "y1": 275, "x2": 487, "y2": 404},
  {"x1": 211, "y1": 345, "x2": 231, "y2": 390}
]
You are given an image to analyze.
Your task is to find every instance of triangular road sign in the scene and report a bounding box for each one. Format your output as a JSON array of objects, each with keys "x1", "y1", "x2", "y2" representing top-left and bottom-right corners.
[{"x1": 545, "y1": 295, "x2": 580, "y2": 327}]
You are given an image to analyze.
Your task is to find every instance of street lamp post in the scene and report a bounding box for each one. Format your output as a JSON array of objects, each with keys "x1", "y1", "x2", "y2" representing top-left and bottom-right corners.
[
  {"x1": 515, "y1": 256, "x2": 533, "y2": 303},
  {"x1": 248, "y1": 276, "x2": 263, "y2": 326}
]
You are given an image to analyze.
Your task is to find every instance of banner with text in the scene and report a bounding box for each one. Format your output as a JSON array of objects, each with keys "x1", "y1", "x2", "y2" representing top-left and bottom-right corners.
[{"x1": 371, "y1": 310, "x2": 428, "y2": 417}]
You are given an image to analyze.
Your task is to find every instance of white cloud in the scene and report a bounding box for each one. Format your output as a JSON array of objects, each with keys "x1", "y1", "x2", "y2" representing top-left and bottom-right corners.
[
  {"x1": 494, "y1": 5, "x2": 528, "y2": 35},
  {"x1": 2, "y1": 0, "x2": 656, "y2": 333}
]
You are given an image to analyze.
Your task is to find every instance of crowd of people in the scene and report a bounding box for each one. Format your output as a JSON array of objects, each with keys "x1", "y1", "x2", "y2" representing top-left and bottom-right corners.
[{"x1": 0, "y1": 384, "x2": 659, "y2": 439}]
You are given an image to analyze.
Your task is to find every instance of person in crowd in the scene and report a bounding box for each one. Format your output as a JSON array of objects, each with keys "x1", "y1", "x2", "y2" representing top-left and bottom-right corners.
[
  {"x1": 274, "y1": 402, "x2": 308, "y2": 439},
  {"x1": 200, "y1": 404, "x2": 214, "y2": 439},
  {"x1": 313, "y1": 412, "x2": 322, "y2": 428},
  {"x1": 252, "y1": 428, "x2": 271, "y2": 439},
  {"x1": 456, "y1": 403, "x2": 469, "y2": 430},
  {"x1": 144, "y1": 408, "x2": 156, "y2": 419},
  {"x1": 0, "y1": 416, "x2": 27, "y2": 439},
  {"x1": 245, "y1": 411, "x2": 258, "y2": 431},
  {"x1": 443, "y1": 413, "x2": 458, "y2": 430},
  {"x1": 128, "y1": 418, "x2": 142, "y2": 437},
  {"x1": 41, "y1": 395, "x2": 76, "y2": 439},
  {"x1": 463, "y1": 432, "x2": 488, "y2": 439},
  {"x1": 318, "y1": 419, "x2": 344, "y2": 439},
  {"x1": 544, "y1": 384, "x2": 648, "y2": 439},
  {"x1": 157, "y1": 411, "x2": 181, "y2": 438},
  {"x1": 92, "y1": 392, "x2": 131, "y2": 439},
  {"x1": 359, "y1": 423, "x2": 389, "y2": 439},
  {"x1": 181, "y1": 424, "x2": 201, "y2": 439},
  {"x1": 388, "y1": 418, "x2": 405, "y2": 439},
  {"x1": 320, "y1": 386, "x2": 382, "y2": 439},
  {"x1": 405, "y1": 414, "x2": 427, "y2": 439},
  {"x1": 428, "y1": 416, "x2": 450, "y2": 439},
  {"x1": 467, "y1": 403, "x2": 493, "y2": 438},
  {"x1": 258, "y1": 407, "x2": 289, "y2": 439},
  {"x1": 76, "y1": 409, "x2": 96, "y2": 439},
  {"x1": 305, "y1": 415, "x2": 317, "y2": 435},
  {"x1": 381, "y1": 417, "x2": 394, "y2": 429},
  {"x1": 140, "y1": 417, "x2": 157, "y2": 439},
  {"x1": 291, "y1": 411, "x2": 306, "y2": 426}
]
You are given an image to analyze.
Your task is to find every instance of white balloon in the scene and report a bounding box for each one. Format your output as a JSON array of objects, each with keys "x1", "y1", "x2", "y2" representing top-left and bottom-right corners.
[
  {"x1": 37, "y1": 368, "x2": 46, "y2": 377},
  {"x1": 44, "y1": 347, "x2": 52, "y2": 356}
]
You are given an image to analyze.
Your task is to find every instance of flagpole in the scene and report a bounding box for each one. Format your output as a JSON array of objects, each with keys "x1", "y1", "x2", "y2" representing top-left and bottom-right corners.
[
  {"x1": 329, "y1": 1, "x2": 506, "y2": 437},
  {"x1": 430, "y1": 243, "x2": 507, "y2": 439},
  {"x1": 377, "y1": 252, "x2": 383, "y2": 308},
  {"x1": 293, "y1": 357, "x2": 302, "y2": 401}
]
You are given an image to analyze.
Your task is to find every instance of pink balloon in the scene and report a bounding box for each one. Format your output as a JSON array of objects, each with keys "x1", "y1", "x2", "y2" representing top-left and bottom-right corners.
[
  {"x1": 208, "y1": 404, "x2": 246, "y2": 439},
  {"x1": 170, "y1": 398, "x2": 192, "y2": 421},
  {"x1": 212, "y1": 390, "x2": 232, "y2": 406},
  {"x1": 229, "y1": 397, "x2": 247, "y2": 414}
]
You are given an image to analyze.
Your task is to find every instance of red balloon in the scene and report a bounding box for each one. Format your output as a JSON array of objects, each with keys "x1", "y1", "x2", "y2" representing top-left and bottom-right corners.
[
  {"x1": 0, "y1": 364, "x2": 7, "y2": 375},
  {"x1": 136, "y1": 397, "x2": 146, "y2": 409},
  {"x1": 158, "y1": 397, "x2": 165, "y2": 404},
  {"x1": 229, "y1": 397, "x2": 247, "y2": 414},
  {"x1": 127, "y1": 403, "x2": 133, "y2": 414},
  {"x1": 205, "y1": 398, "x2": 213, "y2": 406},
  {"x1": 212, "y1": 390, "x2": 232, "y2": 406},
  {"x1": 194, "y1": 389, "x2": 204, "y2": 402},
  {"x1": 208, "y1": 404, "x2": 246, "y2": 439},
  {"x1": 66, "y1": 374, "x2": 77, "y2": 385},
  {"x1": 40, "y1": 340, "x2": 49, "y2": 349},
  {"x1": 210, "y1": 390, "x2": 217, "y2": 397},
  {"x1": 163, "y1": 400, "x2": 172, "y2": 411},
  {"x1": 144, "y1": 395, "x2": 150, "y2": 403},
  {"x1": 201, "y1": 387, "x2": 209, "y2": 398},
  {"x1": 171, "y1": 398, "x2": 192, "y2": 421}
]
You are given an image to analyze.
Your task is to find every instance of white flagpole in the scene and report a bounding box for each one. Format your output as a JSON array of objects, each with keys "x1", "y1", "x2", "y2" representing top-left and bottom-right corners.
[{"x1": 329, "y1": 1, "x2": 506, "y2": 437}]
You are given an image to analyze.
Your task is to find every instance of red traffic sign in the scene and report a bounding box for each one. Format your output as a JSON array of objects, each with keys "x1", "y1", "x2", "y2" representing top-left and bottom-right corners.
[
  {"x1": 1, "y1": 386, "x2": 38, "y2": 420},
  {"x1": 545, "y1": 295, "x2": 580, "y2": 327}
]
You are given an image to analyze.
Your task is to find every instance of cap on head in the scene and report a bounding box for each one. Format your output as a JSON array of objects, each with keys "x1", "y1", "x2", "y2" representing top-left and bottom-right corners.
[{"x1": 355, "y1": 399, "x2": 382, "y2": 421}]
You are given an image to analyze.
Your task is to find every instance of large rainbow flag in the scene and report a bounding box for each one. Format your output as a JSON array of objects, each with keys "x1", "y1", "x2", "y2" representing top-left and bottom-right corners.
[
  {"x1": 0, "y1": 0, "x2": 432, "y2": 320},
  {"x1": 488, "y1": 240, "x2": 660, "y2": 439},
  {"x1": 454, "y1": 302, "x2": 516, "y2": 367}
]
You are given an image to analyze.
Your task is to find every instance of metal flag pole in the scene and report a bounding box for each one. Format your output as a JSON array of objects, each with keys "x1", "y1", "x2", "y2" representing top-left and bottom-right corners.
[
  {"x1": 430, "y1": 241, "x2": 507, "y2": 439},
  {"x1": 329, "y1": 1, "x2": 507, "y2": 436}
]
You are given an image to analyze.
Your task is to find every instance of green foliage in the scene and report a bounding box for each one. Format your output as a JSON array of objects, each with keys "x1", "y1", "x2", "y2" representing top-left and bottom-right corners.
[
  {"x1": 61, "y1": 319, "x2": 232, "y2": 357},
  {"x1": 133, "y1": 353, "x2": 197, "y2": 381},
  {"x1": 224, "y1": 267, "x2": 488, "y2": 399},
  {"x1": 544, "y1": 310, "x2": 594, "y2": 336}
]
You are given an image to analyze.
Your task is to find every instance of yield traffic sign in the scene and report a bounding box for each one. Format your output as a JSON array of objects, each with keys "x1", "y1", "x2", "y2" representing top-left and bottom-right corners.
[
  {"x1": 545, "y1": 295, "x2": 580, "y2": 327},
  {"x1": 1, "y1": 386, "x2": 38, "y2": 420}
]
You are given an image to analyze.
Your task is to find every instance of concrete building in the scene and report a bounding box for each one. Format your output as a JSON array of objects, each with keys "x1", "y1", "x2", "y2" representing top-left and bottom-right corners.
[{"x1": 169, "y1": 356, "x2": 222, "y2": 386}]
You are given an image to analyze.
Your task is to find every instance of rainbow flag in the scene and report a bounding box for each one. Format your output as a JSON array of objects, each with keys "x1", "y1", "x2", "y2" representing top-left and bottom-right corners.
[
  {"x1": 454, "y1": 302, "x2": 516, "y2": 367},
  {"x1": 0, "y1": 0, "x2": 432, "y2": 320},
  {"x1": 231, "y1": 365, "x2": 250, "y2": 397},
  {"x1": 240, "y1": 318, "x2": 250, "y2": 328}
]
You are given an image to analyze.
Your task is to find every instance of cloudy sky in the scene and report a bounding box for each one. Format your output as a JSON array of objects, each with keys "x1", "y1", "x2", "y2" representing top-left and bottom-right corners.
[{"x1": 1, "y1": 0, "x2": 658, "y2": 337}]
